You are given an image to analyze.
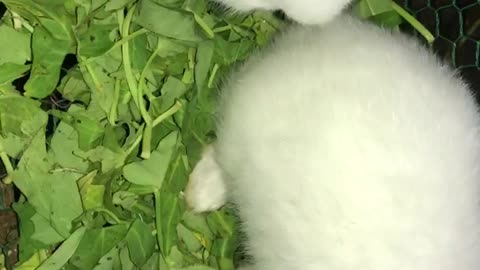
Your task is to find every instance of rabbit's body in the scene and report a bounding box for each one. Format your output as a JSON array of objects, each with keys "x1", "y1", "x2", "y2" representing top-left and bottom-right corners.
[{"x1": 185, "y1": 14, "x2": 480, "y2": 270}]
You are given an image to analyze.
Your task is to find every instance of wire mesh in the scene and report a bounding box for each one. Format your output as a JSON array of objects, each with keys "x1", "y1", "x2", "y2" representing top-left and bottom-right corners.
[{"x1": 397, "y1": 0, "x2": 480, "y2": 90}]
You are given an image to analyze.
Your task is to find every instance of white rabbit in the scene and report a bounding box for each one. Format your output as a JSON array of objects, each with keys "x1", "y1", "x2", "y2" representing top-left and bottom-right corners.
[
  {"x1": 213, "y1": 0, "x2": 354, "y2": 25},
  {"x1": 185, "y1": 14, "x2": 480, "y2": 270}
]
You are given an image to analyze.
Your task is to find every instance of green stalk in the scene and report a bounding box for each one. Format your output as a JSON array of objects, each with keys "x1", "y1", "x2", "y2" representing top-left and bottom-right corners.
[
  {"x1": 121, "y1": 4, "x2": 153, "y2": 159},
  {"x1": 193, "y1": 13, "x2": 215, "y2": 38},
  {"x1": 108, "y1": 78, "x2": 121, "y2": 125},
  {"x1": 0, "y1": 152, "x2": 13, "y2": 184},
  {"x1": 81, "y1": 28, "x2": 148, "y2": 66},
  {"x1": 92, "y1": 208, "x2": 124, "y2": 225},
  {"x1": 208, "y1": 64, "x2": 220, "y2": 88},
  {"x1": 391, "y1": 2, "x2": 435, "y2": 44},
  {"x1": 0, "y1": 152, "x2": 14, "y2": 174},
  {"x1": 137, "y1": 43, "x2": 164, "y2": 104},
  {"x1": 125, "y1": 124, "x2": 145, "y2": 156},
  {"x1": 153, "y1": 189, "x2": 165, "y2": 268},
  {"x1": 152, "y1": 101, "x2": 183, "y2": 127},
  {"x1": 82, "y1": 59, "x2": 104, "y2": 92}
]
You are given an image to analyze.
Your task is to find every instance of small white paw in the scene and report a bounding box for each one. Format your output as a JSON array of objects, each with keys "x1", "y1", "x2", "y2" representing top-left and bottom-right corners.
[{"x1": 185, "y1": 145, "x2": 227, "y2": 213}]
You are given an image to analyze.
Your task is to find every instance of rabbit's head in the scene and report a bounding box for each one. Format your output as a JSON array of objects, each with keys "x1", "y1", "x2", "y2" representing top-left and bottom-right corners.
[{"x1": 214, "y1": 0, "x2": 353, "y2": 25}]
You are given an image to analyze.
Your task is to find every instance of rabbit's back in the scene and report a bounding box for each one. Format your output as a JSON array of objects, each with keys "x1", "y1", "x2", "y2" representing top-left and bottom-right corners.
[{"x1": 214, "y1": 15, "x2": 480, "y2": 269}]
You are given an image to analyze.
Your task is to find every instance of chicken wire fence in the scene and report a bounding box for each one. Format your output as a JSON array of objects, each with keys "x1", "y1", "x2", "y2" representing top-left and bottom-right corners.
[{"x1": 396, "y1": 0, "x2": 480, "y2": 90}]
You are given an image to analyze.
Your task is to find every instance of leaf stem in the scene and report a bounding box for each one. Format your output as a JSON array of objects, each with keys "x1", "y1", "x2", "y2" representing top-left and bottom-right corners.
[
  {"x1": 121, "y1": 5, "x2": 140, "y2": 107},
  {"x1": 82, "y1": 59, "x2": 104, "y2": 92},
  {"x1": 193, "y1": 13, "x2": 215, "y2": 38},
  {"x1": 391, "y1": 2, "x2": 435, "y2": 44},
  {"x1": 137, "y1": 42, "x2": 165, "y2": 102},
  {"x1": 207, "y1": 64, "x2": 220, "y2": 88},
  {"x1": 152, "y1": 101, "x2": 183, "y2": 127},
  {"x1": 74, "y1": 208, "x2": 125, "y2": 225},
  {"x1": 80, "y1": 28, "x2": 148, "y2": 66},
  {"x1": 109, "y1": 78, "x2": 121, "y2": 125},
  {"x1": 0, "y1": 152, "x2": 14, "y2": 176},
  {"x1": 125, "y1": 124, "x2": 145, "y2": 156},
  {"x1": 153, "y1": 189, "x2": 163, "y2": 252},
  {"x1": 8, "y1": 0, "x2": 73, "y2": 40},
  {"x1": 95, "y1": 208, "x2": 124, "y2": 224},
  {"x1": 120, "y1": 4, "x2": 153, "y2": 159}
]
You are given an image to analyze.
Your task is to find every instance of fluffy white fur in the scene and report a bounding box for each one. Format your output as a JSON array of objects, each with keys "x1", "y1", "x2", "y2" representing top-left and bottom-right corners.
[
  {"x1": 214, "y1": 0, "x2": 353, "y2": 25},
  {"x1": 185, "y1": 14, "x2": 480, "y2": 270},
  {"x1": 185, "y1": 145, "x2": 227, "y2": 212}
]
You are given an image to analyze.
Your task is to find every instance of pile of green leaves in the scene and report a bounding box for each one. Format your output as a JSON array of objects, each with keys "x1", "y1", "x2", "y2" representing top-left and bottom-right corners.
[{"x1": 0, "y1": 0, "x2": 431, "y2": 269}]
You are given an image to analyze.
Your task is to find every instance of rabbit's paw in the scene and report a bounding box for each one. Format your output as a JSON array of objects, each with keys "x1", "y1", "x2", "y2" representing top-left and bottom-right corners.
[{"x1": 185, "y1": 145, "x2": 227, "y2": 213}]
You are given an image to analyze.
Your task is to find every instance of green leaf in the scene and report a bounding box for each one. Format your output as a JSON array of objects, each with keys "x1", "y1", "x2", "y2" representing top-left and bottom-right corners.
[
  {"x1": 151, "y1": 76, "x2": 188, "y2": 116},
  {"x1": 50, "y1": 109, "x2": 105, "y2": 151},
  {"x1": 84, "y1": 145, "x2": 126, "y2": 172},
  {"x1": 30, "y1": 213, "x2": 65, "y2": 245},
  {"x1": 24, "y1": 27, "x2": 71, "y2": 98},
  {"x1": 164, "y1": 245, "x2": 186, "y2": 268},
  {"x1": 105, "y1": 0, "x2": 135, "y2": 10},
  {"x1": 119, "y1": 244, "x2": 137, "y2": 270},
  {"x1": 195, "y1": 40, "x2": 214, "y2": 90},
  {"x1": 37, "y1": 226, "x2": 87, "y2": 270},
  {"x1": 177, "y1": 223, "x2": 202, "y2": 252},
  {"x1": 0, "y1": 96, "x2": 47, "y2": 137},
  {"x1": 79, "y1": 61, "x2": 120, "y2": 126},
  {"x1": 78, "y1": 24, "x2": 116, "y2": 58},
  {"x1": 48, "y1": 120, "x2": 90, "y2": 173},
  {"x1": 207, "y1": 209, "x2": 236, "y2": 238},
  {"x1": 92, "y1": 244, "x2": 122, "y2": 270},
  {"x1": 13, "y1": 202, "x2": 47, "y2": 263},
  {"x1": 139, "y1": 252, "x2": 160, "y2": 270},
  {"x1": 11, "y1": 131, "x2": 83, "y2": 238},
  {"x1": 130, "y1": 30, "x2": 150, "y2": 70},
  {"x1": 57, "y1": 68, "x2": 91, "y2": 104},
  {"x1": 0, "y1": 63, "x2": 31, "y2": 85},
  {"x1": 370, "y1": 10, "x2": 403, "y2": 27},
  {"x1": 181, "y1": 211, "x2": 213, "y2": 239},
  {"x1": 123, "y1": 131, "x2": 179, "y2": 187},
  {"x1": 180, "y1": 265, "x2": 216, "y2": 270},
  {"x1": 136, "y1": 0, "x2": 204, "y2": 42},
  {"x1": 214, "y1": 37, "x2": 255, "y2": 65},
  {"x1": 162, "y1": 151, "x2": 189, "y2": 193},
  {"x1": 353, "y1": 0, "x2": 393, "y2": 18},
  {"x1": 207, "y1": 210, "x2": 239, "y2": 268},
  {"x1": 158, "y1": 191, "x2": 184, "y2": 257},
  {"x1": 13, "y1": 252, "x2": 44, "y2": 270},
  {"x1": 126, "y1": 219, "x2": 156, "y2": 267},
  {"x1": 0, "y1": 24, "x2": 31, "y2": 65},
  {"x1": 0, "y1": 95, "x2": 48, "y2": 158},
  {"x1": 72, "y1": 113, "x2": 106, "y2": 150},
  {"x1": 82, "y1": 184, "x2": 105, "y2": 210},
  {"x1": 181, "y1": 107, "x2": 216, "y2": 166},
  {"x1": 2, "y1": 0, "x2": 74, "y2": 38},
  {"x1": 69, "y1": 225, "x2": 129, "y2": 269}
]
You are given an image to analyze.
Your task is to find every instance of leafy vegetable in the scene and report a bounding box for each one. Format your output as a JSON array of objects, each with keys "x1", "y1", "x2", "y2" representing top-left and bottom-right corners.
[{"x1": 0, "y1": 0, "x2": 429, "y2": 269}]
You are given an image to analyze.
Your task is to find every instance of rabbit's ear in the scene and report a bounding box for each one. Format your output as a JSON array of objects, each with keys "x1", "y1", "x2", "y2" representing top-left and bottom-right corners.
[
  {"x1": 212, "y1": 0, "x2": 354, "y2": 25},
  {"x1": 281, "y1": 0, "x2": 354, "y2": 25},
  {"x1": 212, "y1": 0, "x2": 276, "y2": 12}
]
